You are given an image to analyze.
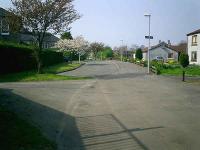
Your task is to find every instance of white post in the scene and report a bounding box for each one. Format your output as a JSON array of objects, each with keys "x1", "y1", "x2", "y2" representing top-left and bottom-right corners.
[
  {"x1": 120, "y1": 40, "x2": 123, "y2": 61},
  {"x1": 148, "y1": 16, "x2": 151, "y2": 74},
  {"x1": 79, "y1": 52, "x2": 81, "y2": 64},
  {"x1": 144, "y1": 14, "x2": 151, "y2": 74}
]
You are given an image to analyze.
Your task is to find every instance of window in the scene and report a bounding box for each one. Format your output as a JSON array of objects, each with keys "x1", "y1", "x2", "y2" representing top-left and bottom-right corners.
[
  {"x1": 191, "y1": 51, "x2": 197, "y2": 62},
  {"x1": 0, "y1": 18, "x2": 9, "y2": 35},
  {"x1": 168, "y1": 53, "x2": 173, "y2": 58},
  {"x1": 192, "y1": 35, "x2": 197, "y2": 46}
]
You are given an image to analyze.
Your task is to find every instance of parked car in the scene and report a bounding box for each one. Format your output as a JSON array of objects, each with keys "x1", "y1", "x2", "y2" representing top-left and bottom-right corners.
[{"x1": 154, "y1": 56, "x2": 164, "y2": 62}]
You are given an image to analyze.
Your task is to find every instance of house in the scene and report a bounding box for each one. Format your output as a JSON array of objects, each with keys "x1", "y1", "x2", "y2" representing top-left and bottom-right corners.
[
  {"x1": 19, "y1": 32, "x2": 59, "y2": 49},
  {"x1": 187, "y1": 29, "x2": 200, "y2": 65},
  {"x1": 0, "y1": 7, "x2": 59, "y2": 48},
  {"x1": 137, "y1": 41, "x2": 178, "y2": 62}
]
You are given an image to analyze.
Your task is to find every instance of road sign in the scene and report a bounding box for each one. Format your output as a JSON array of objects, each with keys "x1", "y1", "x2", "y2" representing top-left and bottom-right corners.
[{"x1": 145, "y1": 36, "x2": 153, "y2": 39}]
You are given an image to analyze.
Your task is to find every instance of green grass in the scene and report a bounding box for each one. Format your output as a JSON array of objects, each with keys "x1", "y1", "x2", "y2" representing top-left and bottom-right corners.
[
  {"x1": 160, "y1": 65, "x2": 200, "y2": 76},
  {"x1": 44, "y1": 63, "x2": 82, "y2": 74},
  {"x1": 0, "y1": 63, "x2": 88, "y2": 82},
  {"x1": 0, "y1": 106, "x2": 56, "y2": 150}
]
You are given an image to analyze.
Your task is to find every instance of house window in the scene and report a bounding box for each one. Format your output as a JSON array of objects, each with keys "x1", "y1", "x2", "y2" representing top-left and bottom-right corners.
[
  {"x1": 192, "y1": 35, "x2": 197, "y2": 46},
  {"x1": 168, "y1": 53, "x2": 173, "y2": 58},
  {"x1": 0, "y1": 18, "x2": 10, "y2": 35},
  {"x1": 191, "y1": 51, "x2": 197, "y2": 62}
]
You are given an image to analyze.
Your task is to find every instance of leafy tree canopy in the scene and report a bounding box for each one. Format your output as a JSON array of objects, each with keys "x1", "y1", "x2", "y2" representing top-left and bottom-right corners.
[
  {"x1": 135, "y1": 48, "x2": 143, "y2": 60},
  {"x1": 61, "y1": 32, "x2": 73, "y2": 40}
]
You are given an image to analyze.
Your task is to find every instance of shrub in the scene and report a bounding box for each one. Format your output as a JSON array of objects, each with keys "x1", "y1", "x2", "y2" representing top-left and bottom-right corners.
[
  {"x1": 0, "y1": 41, "x2": 64, "y2": 74},
  {"x1": 41, "y1": 51, "x2": 64, "y2": 67},
  {"x1": 179, "y1": 53, "x2": 189, "y2": 81},
  {"x1": 129, "y1": 58, "x2": 135, "y2": 63},
  {"x1": 179, "y1": 53, "x2": 189, "y2": 68},
  {"x1": 142, "y1": 60, "x2": 147, "y2": 67},
  {"x1": 135, "y1": 49, "x2": 143, "y2": 60},
  {"x1": 166, "y1": 59, "x2": 178, "y2": 65}
]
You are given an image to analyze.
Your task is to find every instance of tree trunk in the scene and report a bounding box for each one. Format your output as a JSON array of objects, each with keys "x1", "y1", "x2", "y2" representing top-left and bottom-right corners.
[
  {"x1": 35, "y1": 50, "x2": 42, "y2": 74},
  {"x1": 101, "y1": 52, "x2": 103, "y2": 61},
  {"x1": 37, "y1": 60, "x2": 42, "y2": 74},
  {"x1": 182, "y1": 70, "x2": 185, "y2": 82}
]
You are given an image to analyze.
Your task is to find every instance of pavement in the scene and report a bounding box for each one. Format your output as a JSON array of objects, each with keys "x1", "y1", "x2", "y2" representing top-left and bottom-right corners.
[{"x1": 0, "y1": 60, "x2": 200, "y2": 150}]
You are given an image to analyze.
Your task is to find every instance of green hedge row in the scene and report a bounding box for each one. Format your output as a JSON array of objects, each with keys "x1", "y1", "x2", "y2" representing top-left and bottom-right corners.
[{"x1": 0, "y1": 41, "x2": 64, "y2": 74}]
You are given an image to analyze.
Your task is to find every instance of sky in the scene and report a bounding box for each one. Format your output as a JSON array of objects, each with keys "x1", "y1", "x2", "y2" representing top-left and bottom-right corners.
[{"x1": 1, "y1": 0, "x2": 200, "y2": 48}]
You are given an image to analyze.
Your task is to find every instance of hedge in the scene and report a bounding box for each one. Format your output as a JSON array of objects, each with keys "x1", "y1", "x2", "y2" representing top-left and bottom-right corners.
[{"x1": 0, "y1": 41, "x2": 64, "y2": 74}]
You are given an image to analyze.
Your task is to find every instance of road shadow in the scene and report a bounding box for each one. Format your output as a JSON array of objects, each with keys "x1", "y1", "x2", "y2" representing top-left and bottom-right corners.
[
  {"x1": 0, "y1": 88, "x2": 163, "y2": 150},
  {"x1": 0, "y1": 88, "x2": 85, "y2": 150},
  {"x1": 94, "y1": 72, "x2": 147, "y2": 80},
  {"x1": 86, "y1": 63, "x2": 109, "y2": 66},
  {"x1": 75, "y1": 114, "x2": 164, "y2": 150}
]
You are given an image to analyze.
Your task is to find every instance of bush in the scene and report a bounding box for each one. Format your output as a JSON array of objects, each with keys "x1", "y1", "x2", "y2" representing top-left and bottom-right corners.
[
  {"x1": 151, "y1": 60, "x2": 164, "y2": 70},
  {"x1": 41, "y1": 51, "x2": 64, "y2": 67},
  {"x1": 129, "y1": 58, "x2": 135, "y2": 63},
  {"x1": 142, "y1": 60, "x2": 147, "y2": 67},
  {"x1": 135, "y1": 49, "x2": 143, "y2": 60},
  {"x1": 179, "y1": 53, "x2": 189, "y2": 68},
  {"x1": 0, "y1": 41, "x2": 64, "y2": 74},
  {"x1": 166, "y1": 59, "x2": 178, "y2": 65}
]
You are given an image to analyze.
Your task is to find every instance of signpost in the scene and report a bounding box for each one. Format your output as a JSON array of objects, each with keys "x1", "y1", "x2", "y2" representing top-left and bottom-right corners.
[{"x1": 145, "y1": 36, "x2": 153, "y2": 39}]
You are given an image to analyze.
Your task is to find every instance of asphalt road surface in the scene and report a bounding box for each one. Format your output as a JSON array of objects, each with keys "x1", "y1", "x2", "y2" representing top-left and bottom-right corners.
[{"x1": 1, "y1": 60, "x2": 200, "y2": 150}]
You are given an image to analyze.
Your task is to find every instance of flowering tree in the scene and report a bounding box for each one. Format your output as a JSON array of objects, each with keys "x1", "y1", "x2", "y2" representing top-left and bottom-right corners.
[
  {"x1": 10, "y1": 0, "x2": 80, "y2": 73},
  {"x1": 56, "y1": 36, "x2": 89, "y2": 63}
]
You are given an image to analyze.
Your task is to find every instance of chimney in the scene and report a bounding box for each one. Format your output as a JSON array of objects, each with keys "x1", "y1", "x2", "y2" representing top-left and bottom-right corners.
[
  {"x1": 168, "y1": 40, "x2": 171, "y2": 45},
  {"x1": 159, "y1": 40, "x2": 161, "y2": 44}
]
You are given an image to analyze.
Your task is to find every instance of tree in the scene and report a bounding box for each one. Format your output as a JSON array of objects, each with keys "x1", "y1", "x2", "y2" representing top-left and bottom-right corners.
[
  {"x1": 104, "y1": 46, "x2": 113, "y2": 58},
  {"x1": 10, "y1": 0, "x2": 80, "y2": 73},
  {"x1": 61, "y1": 31, "x2": 73, "y2": 40},
  {"x1": 135, "y1": 48, "x2": 143, "y2": 60},
  {"x1": 90, "y1": 42, "x2": 104, "y2": 60},
  {"x1": 179, "y1": 53, "x2": 189, "y2": 81},
  {"x1": 56, "y1": 36, "x2": 89, "y2": 63}
]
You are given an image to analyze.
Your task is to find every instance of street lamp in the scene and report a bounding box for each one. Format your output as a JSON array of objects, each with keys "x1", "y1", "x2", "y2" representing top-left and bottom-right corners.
[
  {"x1": 144, "y1": 13, "x2": 151, "y2": 74},
  {"x1": 120, "y1": 40, "x2": 123, "y2": 61}
]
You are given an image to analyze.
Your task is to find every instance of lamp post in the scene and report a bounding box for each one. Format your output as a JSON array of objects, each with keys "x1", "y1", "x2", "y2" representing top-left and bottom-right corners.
[
  {"x1": 120, "y1": 40, "x2": 123, "y2": 61},
  {"x1": 144, "y1": 13, "x2": 151, "y2": 74}
]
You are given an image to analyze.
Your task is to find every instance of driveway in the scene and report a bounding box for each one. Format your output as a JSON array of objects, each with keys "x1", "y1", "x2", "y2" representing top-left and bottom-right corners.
[{"x1": 0, "y1": 60, "x2": 200, "y2": 150}]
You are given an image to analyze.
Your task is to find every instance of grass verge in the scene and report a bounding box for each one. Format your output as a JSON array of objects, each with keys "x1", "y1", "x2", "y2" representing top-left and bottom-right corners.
[
  {"x1": 160, "y1": 65, "x2": 200, "y2": 76},
  {"x1": 0, "y1": 106, "x2": 56, "y2": 150},
  {"x1": 0, "y1": 63, "x2": 88, "y2": 82}
]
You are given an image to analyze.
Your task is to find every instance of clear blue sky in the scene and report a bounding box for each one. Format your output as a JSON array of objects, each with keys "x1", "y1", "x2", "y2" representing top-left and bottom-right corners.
[{"x1": 1, "y1": 0, "x2": 200, "y2": 47}]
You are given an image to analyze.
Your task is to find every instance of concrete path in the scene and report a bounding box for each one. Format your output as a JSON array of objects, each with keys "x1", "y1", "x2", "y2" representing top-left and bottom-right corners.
[{"x1": 0, "y1": 60, "x2": 200, "y2": 150}]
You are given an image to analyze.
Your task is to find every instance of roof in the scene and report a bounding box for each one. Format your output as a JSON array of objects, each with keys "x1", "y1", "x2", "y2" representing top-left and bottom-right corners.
[
  {"x1": 0, "y1": 7, "x2": 8, "y2": 17},
  {"x1": 187, "y1": 29, "x2": 200, "y2": 36},
  {"x1": 142, "y1": 47, "x2": 148, "y2": 53},
  {"x1": 19, "y1": 33, "x2": 59, "y2": 42},
  {"x1": 150, "y1": 42, "x2": 177, "y2": 52},
  {"x1": 169, "y1": 43, "x2": 187, "y2": 53}
]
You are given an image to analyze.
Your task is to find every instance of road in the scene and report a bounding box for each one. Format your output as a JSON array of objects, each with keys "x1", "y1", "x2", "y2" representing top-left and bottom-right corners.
[{"x1": 0, "y1": 60, "x2": 200, "y2": 150}]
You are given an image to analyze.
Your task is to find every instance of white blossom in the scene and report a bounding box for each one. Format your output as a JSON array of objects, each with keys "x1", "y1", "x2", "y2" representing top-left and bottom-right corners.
[{"x1": 56, "y1": 36, "x2": 89, "y2": 63}]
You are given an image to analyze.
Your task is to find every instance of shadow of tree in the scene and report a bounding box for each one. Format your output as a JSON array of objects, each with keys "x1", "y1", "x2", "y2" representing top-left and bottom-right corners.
[
  {"x1": 0, "y1": 88, "x2": 85, "y2": 150},
  {"x1": 0, "y1": 88, "x2": 164, "y2": 150},
  {"x1": 94, "y1": 73, "x2": 147, "y2": 80}
]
